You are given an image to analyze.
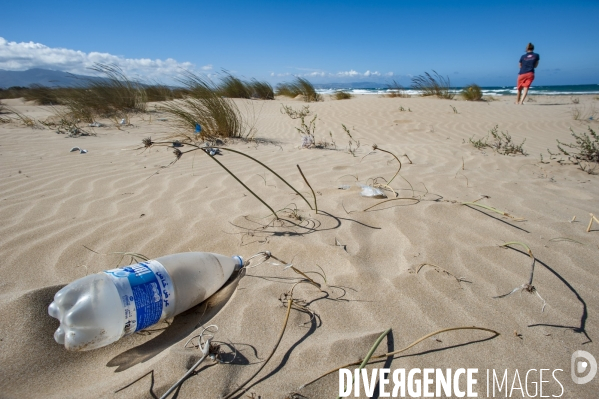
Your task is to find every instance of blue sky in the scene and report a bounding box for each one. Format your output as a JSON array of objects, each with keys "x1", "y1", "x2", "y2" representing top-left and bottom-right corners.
[{"x1": 1, "y1": 0, "x2": 598, "y2": 87}]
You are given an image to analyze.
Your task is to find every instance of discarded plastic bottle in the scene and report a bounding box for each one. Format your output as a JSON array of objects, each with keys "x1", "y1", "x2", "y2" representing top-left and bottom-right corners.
[{"x1": 48, "y1": 252, "x2": 244, "y2": 351}]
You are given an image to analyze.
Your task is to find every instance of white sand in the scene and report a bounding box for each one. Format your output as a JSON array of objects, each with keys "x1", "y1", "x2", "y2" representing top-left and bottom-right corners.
[{"x1": 0, "y1": 94, "x2": 598, "y2": 398}]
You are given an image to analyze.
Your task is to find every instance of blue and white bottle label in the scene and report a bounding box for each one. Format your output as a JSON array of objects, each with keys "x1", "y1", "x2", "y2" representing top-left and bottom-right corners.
[{"x1": 105, "y1": 260, "x2": 175, "y2": 335}]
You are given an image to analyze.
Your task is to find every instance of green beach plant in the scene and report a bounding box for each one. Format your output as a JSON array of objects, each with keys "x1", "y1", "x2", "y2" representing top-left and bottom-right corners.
[
  {"x1": 469, "y1": 125, "x2": 527, "y2": 155},
  {"x1": 342, "y1": 124, "x2": 360, "y2": 156},
  {"x1": 281, "y1": 104, "x2": 317, "y2": 147},
  {"x1": 461, "y1": 84, "x2": 483, "y2": 101},
  {"x1": 411, "y1": 70, "x2": 454, "y2": 99},
  {"x1": 550, "y1": 126, "x2": 599, "y2": 173}
]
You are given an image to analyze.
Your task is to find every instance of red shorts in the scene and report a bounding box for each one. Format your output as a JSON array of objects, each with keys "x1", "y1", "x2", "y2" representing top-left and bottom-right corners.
[{"x1": 517, "y1": 72, "x2": 534, "y2": 89}]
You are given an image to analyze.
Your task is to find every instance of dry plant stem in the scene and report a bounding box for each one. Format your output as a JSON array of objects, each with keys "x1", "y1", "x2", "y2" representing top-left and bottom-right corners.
[
  {"x1": 152, "y1": 140, "x2": 313, "y2": 213},
  {"x1": 222, "y1": 282, "x2": 298, "y2": 399},
  {"x1": 216, "y1": 147, "x2": 313, "y2": 210},
  {"x1": 296, "y1": 165, "x2": 318, "y2": 214},
  {"x1": 501, "y1": 242, "x2": 535, "y2": 285},
  {"x1": 494, "y1": 242, "x2": 546, "y2": 311},
  {"x1": 461, "y1": 202, "x2": 525, "y2": 221},
  {"x1": 587, "y1": 213, "x2": 599, "y2": 232},
  {"x1": 300, "y1": 326, "x2": 499, "y2": 389},
  {"x1": 337, "y1": 328, "x2": 392, "y2": 399},
  {"x1": 160, "y1": 337, "x2": 212, "y2": 399},
  {"x1": 372, "y1": 145, "x2": 402, "y2": 185},
  {"x1": 201, "y1": 149, "x2": 279, "y2": 220},
  {"x1": 362, "y1": 197, "x2": 420, "y2": 212},
  {"x1": 416, "y1": 263, "x2": 469, "y2": 286}
]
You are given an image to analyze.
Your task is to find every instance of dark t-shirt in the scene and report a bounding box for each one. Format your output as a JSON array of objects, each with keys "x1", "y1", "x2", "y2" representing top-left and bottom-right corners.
[{"x1": 519, "y1": 52, "x2": 540, "y2": 74}]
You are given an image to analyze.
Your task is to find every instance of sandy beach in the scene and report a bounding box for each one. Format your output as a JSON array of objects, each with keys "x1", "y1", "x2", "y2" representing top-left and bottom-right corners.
[{"x1": 1, "y1": 93, "x2": 598, "y2": 398}]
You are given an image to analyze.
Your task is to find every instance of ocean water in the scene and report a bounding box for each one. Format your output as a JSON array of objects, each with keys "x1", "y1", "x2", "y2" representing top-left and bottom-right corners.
[{"x1": 316, "y1": 84, "x2": 599, "y2": 96}]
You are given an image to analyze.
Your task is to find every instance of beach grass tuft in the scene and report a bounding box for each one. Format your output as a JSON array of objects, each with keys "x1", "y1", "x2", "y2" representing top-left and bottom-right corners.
[
  {"x1": 332, "y1": 90, "x2": 352, "y2": 100},
  {"x1": 461, "y1": 84, "x2": 483, "y2": 101},
  {"x1": 159, "y1": 71, "x2": 245, "y2": 139},
  {"x1": 50, "y1": 63, "x2": 147, "y2": 123},
  {"x1": 411, "y1": 70, "x2": 454, "y2": 99},
  {"x1": 276, "y1": 77, "x2": 322, "y2": 102},
  {"x1": 218, "y1": 73, "x2": 252, "y2": 99},
  {"x1": 385, "y1": 80, "x2": 410, "y2": 98},
  {"x1": 248, "y1": 79, "x2": 275, "y2": 100}
]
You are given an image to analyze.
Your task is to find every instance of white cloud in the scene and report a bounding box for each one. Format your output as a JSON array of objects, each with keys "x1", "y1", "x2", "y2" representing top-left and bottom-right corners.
[
  {"x1": 274, "y1": 68, "x2": 395, "y2": 80},
  {"x1": 0, "y1": 37, "x2": 199, "y2": 82},
  {"x1": 364, "y1": 70, "x2": 381, "y2": 77},
  {"x1": 337, "y1": 69, "x2": 360, "y2": 77}
]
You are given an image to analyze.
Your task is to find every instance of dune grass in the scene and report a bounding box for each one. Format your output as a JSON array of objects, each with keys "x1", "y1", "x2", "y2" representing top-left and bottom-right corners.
[
  {"x1": 21, "y1": 84, "x2": 66, "y2": 105},
  {"x1": 49, "y1": 63, "x2": 148, "y2": 123},
  {"x1": 144, "y1": 83, "x2": 183, "y2": 102},
  {"x1": 218, "y1": 73, "x2": 252, "y2": 99},
  {"x1": 216, "y1": 73, "x2": 274, "y2": 100},
  {"x1": 276, "y1": 77, "x2": 322, "y2": 102},
  {"x1": 332, "y1": 90, "x2": 352, "y2": 100},
  {"x1": 411, "y1": 70, "x2": 454, "y2": 99},
  {"x1": 159, "y1": 71, "x2": 245, "y2": 140},
  {"x1": 248, "y1": 79, "x2": 275, "y2": 100},
  {"x1": 0, "y1": 86, "x2": 29, "y2": 100},
  {"x1": 460, "y1": 84, "x2": 483, "y2": 101},
  {"x1": 385, "y1": 80, "x2": 410, "y2": 98}
]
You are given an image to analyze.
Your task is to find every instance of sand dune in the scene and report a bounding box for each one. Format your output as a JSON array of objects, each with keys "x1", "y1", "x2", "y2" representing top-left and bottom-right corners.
[{"x1": 0, "y1": 94, "x2": 597, "y2": 398}]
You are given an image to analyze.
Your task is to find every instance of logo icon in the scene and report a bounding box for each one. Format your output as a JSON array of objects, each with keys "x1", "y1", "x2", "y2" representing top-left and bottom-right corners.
[{"x1": 571, "y1": 350, "x2": 597, "y2": 384}]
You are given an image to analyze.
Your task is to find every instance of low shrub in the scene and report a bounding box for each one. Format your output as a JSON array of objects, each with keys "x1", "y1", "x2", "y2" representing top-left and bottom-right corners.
[
  {"x1": 550, "y1": 126, "x2": 599, "y2": 173},
  {"x1": 469, "y1": 125, "x2": 527, "y2": 155}
]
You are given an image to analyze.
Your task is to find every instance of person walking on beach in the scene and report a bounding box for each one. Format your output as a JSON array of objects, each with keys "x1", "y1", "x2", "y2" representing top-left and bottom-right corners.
[{"x1": 516, "y1": 43, "x2": 540, "y2": 104}]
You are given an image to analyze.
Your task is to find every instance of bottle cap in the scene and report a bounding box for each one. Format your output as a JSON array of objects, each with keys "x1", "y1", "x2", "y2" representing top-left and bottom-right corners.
[{"x1": 232, "y1": 255, "x2": 244, "y2": 270}]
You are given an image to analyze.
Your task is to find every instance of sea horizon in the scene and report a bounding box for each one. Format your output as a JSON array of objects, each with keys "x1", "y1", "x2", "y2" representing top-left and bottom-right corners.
[{"x1": 314, "y1": 83, "x2": 599, "y2": 96}]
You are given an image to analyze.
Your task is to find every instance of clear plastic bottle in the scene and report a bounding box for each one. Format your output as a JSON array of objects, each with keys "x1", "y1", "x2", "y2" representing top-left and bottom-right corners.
[{"x1": 48, "y1": 252, "x2": 243, "y2": 351}]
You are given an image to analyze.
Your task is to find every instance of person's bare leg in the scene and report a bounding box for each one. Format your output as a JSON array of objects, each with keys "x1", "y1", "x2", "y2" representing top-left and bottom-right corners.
[
  {"x1": 515, "y1": 88, "x2": 522, "y2": 104},
  {"x1": 519, "y1": 87, "x2": 529, "y2": 104}
]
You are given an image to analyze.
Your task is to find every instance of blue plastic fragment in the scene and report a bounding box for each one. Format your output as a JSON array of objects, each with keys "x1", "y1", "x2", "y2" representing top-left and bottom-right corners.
[{"x1": 195, "y1": 123, "x2": 202, "y2": 133}]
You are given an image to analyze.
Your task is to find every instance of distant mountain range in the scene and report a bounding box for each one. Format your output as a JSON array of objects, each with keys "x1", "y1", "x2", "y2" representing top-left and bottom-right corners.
[
  {"x1": 0, "y1": 68, "x2": 401, "y2": 90},
  {"x1": 0, "y1": 68, "x2": 97, "y2": 88}
]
